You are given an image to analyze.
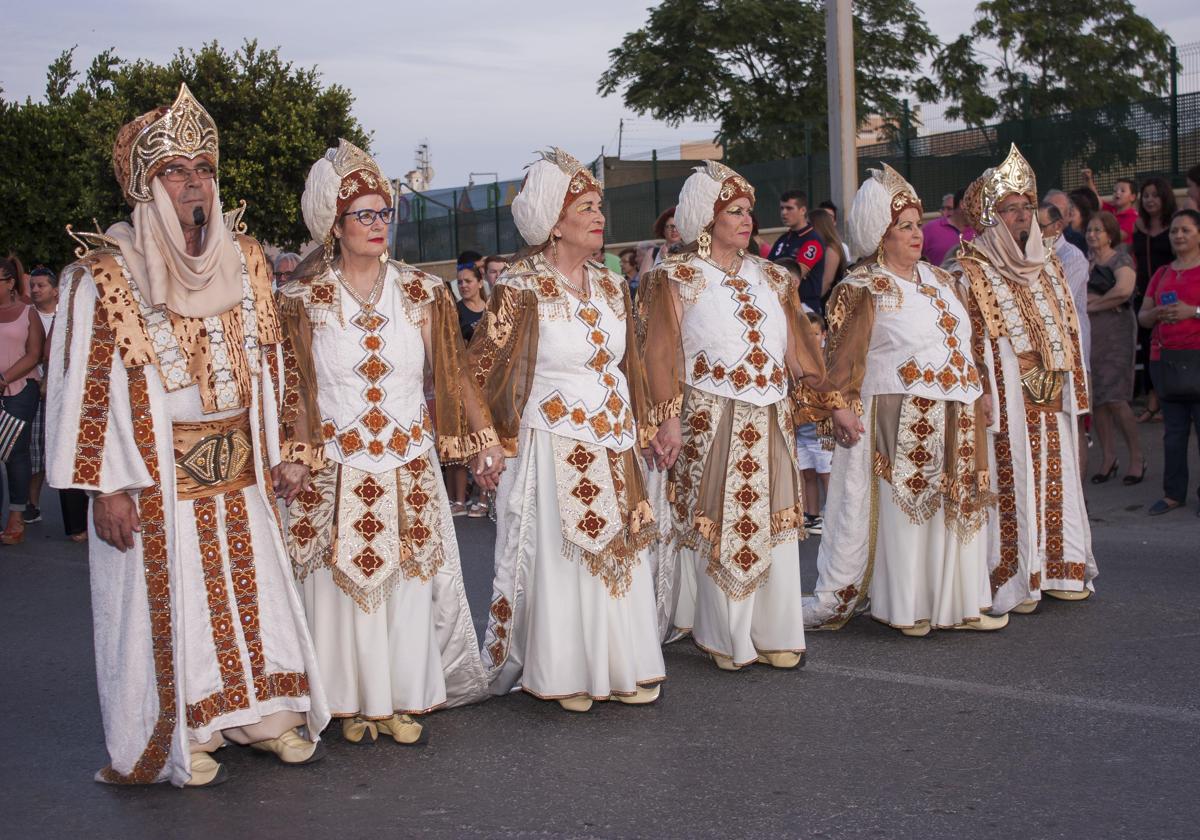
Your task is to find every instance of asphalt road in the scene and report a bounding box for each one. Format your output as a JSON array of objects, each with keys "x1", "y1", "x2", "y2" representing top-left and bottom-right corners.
[{"x1": 2, "y1": 422, "x2": 1197, "y2": 840}]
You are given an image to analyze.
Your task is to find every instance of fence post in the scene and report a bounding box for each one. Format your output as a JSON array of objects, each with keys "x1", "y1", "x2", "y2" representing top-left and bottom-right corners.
[
  {"x1": 416, "y1": 195, "x2": 425, "y2": 263},
  {"x1": 451, "y1": 190, "x2": 459, "y2": 257},
  {"x1": 492, "y1": 182, "x2": 501, "y2": 252},
  {"x1": 1170, "y1": 45, "x2": 1180, "y2": 179},
  {"x1": 804, "y1": 122, "x2": 813, "y2": 196},
  {"x1": 902, "y1": 99, "x2": 912, "y2": 180},
  {"x1": 652, "y1": 149, "x2": 660, "y2": 217}
]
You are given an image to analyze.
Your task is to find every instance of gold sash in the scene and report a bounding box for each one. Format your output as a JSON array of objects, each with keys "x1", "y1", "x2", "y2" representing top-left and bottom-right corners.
[{"x1": 173, "y1": 413, "x2": 256, "y2": 500}]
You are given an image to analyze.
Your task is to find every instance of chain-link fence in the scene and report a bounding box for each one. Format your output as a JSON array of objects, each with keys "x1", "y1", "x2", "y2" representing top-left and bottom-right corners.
[{"x1": 394, "y1": 42, "x2": 1200, "y2": 264}]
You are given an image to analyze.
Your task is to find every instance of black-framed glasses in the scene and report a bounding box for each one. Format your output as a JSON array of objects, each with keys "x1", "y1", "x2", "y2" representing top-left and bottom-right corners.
[
  {"x1": 160, "y1": 163, "x2": 217, "y2": 182},
  {"x1": 341, "y1": 207, "x2": 395, "y2": 226}
]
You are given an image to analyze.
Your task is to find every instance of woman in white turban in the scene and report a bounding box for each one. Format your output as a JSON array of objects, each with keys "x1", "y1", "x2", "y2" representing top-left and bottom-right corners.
[
  {"x1": 802, "y1": 165, "x2": 1006, "y2": 636},
  {"x1": 273, "y1": 140, "x2": 504, "y2": 743},
  {"x1": 638, "y1": 162, "x2": 847, "y2": 670},
  {"x1": 468, "y1": 148, "x2": 664, "y2": 711}
]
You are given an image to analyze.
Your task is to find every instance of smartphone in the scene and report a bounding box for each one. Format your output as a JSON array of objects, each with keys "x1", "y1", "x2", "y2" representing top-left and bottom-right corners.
[{"x1": 1160, "y1": 290, "x2": 1179, "y2": 305}]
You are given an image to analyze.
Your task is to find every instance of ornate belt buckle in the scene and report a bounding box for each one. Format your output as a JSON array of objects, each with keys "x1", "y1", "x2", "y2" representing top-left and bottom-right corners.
[
  {"x1": 1019, "y1": 366, "x2": 1064, "y2": 406},
  {"x1": 179, "y1": 428, "x2": 252, "y2": 487}
]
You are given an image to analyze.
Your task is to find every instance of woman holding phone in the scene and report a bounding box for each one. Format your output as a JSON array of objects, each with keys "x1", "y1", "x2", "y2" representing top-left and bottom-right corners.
[{"x1": 1138, "y1": 209, "x2": 1200, "y2": 516}]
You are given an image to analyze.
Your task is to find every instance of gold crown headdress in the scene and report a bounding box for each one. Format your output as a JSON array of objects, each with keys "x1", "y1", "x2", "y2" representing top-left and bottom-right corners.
[
  {"x1": 965, "y1": 143, "x2": 1037, "y2": 228},
  {"x1": 703, "y1": 160, "x2": 755, "y2": 207},
  {"x1": 114, "y1": 83, "x2": 220, "y2": 204}
]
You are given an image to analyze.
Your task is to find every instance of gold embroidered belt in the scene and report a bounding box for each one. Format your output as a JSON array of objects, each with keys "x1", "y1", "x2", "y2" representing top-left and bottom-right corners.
[
  {"x1": 173, "y1": 413, "x2": 256, "y2": 500},
  {"x1": 1017, "y1": 353, "x2": 1064, "y2": 412}
]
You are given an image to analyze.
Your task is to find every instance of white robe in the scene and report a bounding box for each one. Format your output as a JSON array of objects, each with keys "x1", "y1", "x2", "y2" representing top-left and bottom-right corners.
[{"x1": 47, "y1": 262, "x2": 328, "y2": 787}]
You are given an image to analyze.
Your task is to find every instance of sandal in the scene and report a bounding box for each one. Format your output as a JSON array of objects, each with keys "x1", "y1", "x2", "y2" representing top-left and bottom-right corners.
[
  {"x1": 0, "y1": 511, "x2": 25, "y2": 545},
  {"x1": 1090, "y1": 462, "x2": 1118, "y2": 484},
  {"x1": 1148, "y1": 498, "x2": 1183, "y2": 516}
]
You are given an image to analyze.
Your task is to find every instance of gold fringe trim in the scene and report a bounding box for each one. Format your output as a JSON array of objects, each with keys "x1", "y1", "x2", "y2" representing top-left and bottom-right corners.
[
  {"x1": 648, "y1": 395, "x2": 683, "y2": 426},
  {"x1": 627, "y1": 498, "x2": 656, "y2": 536},
  {"x1": 694, "y1": 513, "x2": 720, "y2": 546},
  {"x1": 280, "y1": 439, "x2": 326, "y2": 471},
  {"x1": 437, "y1": 425, "x2": 500, "y2": 464}
]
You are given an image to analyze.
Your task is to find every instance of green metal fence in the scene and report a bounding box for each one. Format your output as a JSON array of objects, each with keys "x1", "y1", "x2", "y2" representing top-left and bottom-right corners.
[{"x1": 394, "y1": 44, "x2": 1200, "y2": 263}]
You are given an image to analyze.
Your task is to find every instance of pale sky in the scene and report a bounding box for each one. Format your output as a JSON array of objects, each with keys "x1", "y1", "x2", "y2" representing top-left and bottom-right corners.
[{"x1": 4, "y1": 0, "x2": 1199, "y2": 189}]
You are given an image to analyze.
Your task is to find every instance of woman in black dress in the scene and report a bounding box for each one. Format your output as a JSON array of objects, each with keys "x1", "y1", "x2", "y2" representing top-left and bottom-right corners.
[{"x1": 1132, "y1": 176, "x2": 1177, "y2": 421}]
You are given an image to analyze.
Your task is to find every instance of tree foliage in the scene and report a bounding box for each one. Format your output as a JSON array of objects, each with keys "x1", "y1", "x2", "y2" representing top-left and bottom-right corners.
[
  {"x1": 597, "y1": 0, "x2": 938, "y2": 163},
  {"x1": 915, "y1": 0, "x2": 1173, "y2": 126},
  {"x1": 0, "y1": 40, "x2": 369, "y2": 268}
]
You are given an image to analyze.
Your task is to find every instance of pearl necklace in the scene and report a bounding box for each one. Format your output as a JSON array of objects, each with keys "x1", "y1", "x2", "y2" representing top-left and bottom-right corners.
[{"x1": 334, "y1": 261, "x2": 387, "y2": 311}]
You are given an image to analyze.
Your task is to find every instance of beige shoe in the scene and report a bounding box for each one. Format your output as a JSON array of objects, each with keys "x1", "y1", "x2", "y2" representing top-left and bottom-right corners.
[
  {"x1": 341, "y1": 717, "x2": 378, "y2": 744},
  {"x1": 953, "y1": 612, "x2": 1009, "y2": 631},
  {"x1": 557, "y1": 695, "x2": 594, "y2": 712},
  {"x1": 615, "y1": 684, "x2": 661, "y2": 705},
  {"x1": 1044, "y1": 588, "x2": 1091, "y2": 602},
  {"x1": 1010, "y1": 599, "x2": 1040, "y2": 614},
  {"x1": 185, "y1": 751, "x2": 227, "y2": 787},
  {"x1": 756, "y1": 651, "x2": 804, "y2": 668},
  {"x1": 899, "y1": 620, "x2": 931, "y2": 637},
  {"x1": 710, "y1": 652, "x2": 742, "y2": 671},
  {"x1": 249, "y1": 728, "x2": 325, "y2": 765},
  {"x1": 376, "y1": 714, "x2": 425, "y2": 745}
]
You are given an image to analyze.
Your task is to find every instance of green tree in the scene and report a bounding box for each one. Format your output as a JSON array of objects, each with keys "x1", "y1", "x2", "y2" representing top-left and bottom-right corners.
[
  {"x1": 597, "y1": 0, "x2": 938, "y2": 162},
  {"x1": 916, "y1": 0, "x2": 1173, "y2": 126},
  {"x1": 0, "y1": 40, "x2": 369, "y2": 269}
]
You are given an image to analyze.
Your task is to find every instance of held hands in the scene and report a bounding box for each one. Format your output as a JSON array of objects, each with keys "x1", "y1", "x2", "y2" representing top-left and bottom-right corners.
[
  {"x1": 93, "y1": 492, "x2": 141, "y2": 551},
  {"x1": 831, "y1": 407, "x2": 864, "y2": 448},
  {"x1": 271, "y1": 462, "x2": 312, "y2": 506},
  {"x1": 651, "y1": 416, "x2": 683, "y2": 471},
  {"x1": 472, "y1": 445, "x2": 506, "y2": 491}
]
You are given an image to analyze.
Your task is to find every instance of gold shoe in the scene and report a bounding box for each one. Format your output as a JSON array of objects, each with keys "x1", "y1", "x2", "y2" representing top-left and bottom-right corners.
[
  {"x1": 711, "y1": 653, "x2": 742, "y2": 671},
  {"x1": 249, "y1": 728, "x2": 325, "y2": 765},
  {"x1": 616, "y1": 684, "x2": 661, "y2": 705},
  {"x1": 756, "y1": 651, "x2": 804, "y2": 668},
  {"x1": 185, "y1": 751, "x2": 227, "y2": 787},
  {"x1": 341, "y1": 716, "x2": 378, "y2": 744},
  {"x1": 557, "y1": 695, "x2": 594, "y2": 713},
  {"x1": 1044, "y1": 588, "x2": 1091, "y2": 602},
  {"x1": 1010, "y1": 599, "x2": 1040, "y2": 614},
  {"x1": 953, "y1": 612, "x2": 1009, "y2": 631},
  {"x1": 376, "y1": 714, "x2": 425, "y2": 745},
  {"x1": 898, "y1": 620, "x2": 931, "y2": 637}
]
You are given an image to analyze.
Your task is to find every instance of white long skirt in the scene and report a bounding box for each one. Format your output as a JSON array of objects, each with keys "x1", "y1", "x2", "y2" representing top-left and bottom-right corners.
[
  {"x1": 690, "y1": 541, "x2": 805, "y2": 666},
  {"x1": 804, "y1": 402, "x2": 992, "y2": 629},
  {"x1": 482, "y1": 428, "x2": 665, "y2": 700},
  {"x1": 300, "y1": 454, "x2": 487, "y2": 718},
  {"x1": 644, "y1": 467, "x2": 696, "y2": 642}
]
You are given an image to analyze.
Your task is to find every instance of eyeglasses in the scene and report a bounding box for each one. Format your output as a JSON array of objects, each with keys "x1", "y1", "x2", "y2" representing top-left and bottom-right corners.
[
  {"x1": 996, "y1": 203, "x2": 1036, "y2": 216},
  {"x1": 341, "y1": 207, "x2": 395, "y2": 226},
  {"x1": 159, "y1": 163, "x2": 217, "y2": 182},
  {"x1": 273, "y1": 271, "x2": 294, "y2": 282}
]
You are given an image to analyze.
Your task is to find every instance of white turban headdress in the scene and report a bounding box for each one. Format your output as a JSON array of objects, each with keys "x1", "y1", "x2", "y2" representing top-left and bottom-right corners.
[
  {"x1": 511, "y1": 148, "x2": 600, "y2": 246},
  {"x1": 674, "y1": 161, "x2": 756, "y2": 244},
  {"x1": 846, "y1": 163, "x2": 924, "y2": 261},
  {"x1": 301, "y1": 139, "x2": 391, "y2": 243}
]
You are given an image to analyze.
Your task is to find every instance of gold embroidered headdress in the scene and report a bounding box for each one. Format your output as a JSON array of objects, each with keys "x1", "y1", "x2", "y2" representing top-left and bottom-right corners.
[
  {"x1": 675, "y1": 160, "x2": 755, "y2": 244},
  {"x1": 301, "y1": 139, "x2": 392, "y2": 243},
  {"x1": 846, "y1": 163, "x2": 923, "y2": 261},
  {"x1": 963, "y1": 143, "x2": 1037, "y2": 229},
  {"x1": 112, "y1": 83, "x2": 219, "y2": 205},
  {"x1": 511, "y1": 147, "x2": 601, "y2": 246}
]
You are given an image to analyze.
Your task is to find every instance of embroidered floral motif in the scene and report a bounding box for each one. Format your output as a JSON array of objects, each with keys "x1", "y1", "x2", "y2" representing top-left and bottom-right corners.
[
  {"x1": 894, "y1": 281, "x2": 980, "y2": 395},
  {"x1": 688, "y1": 273, "x2": 785, "y2": 398}
]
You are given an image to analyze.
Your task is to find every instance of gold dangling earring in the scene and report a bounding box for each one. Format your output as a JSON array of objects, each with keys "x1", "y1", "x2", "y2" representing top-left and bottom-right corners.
[
  {"x1": 551, "y1": 234, "x2": 559, "y2": 260},
  {"x1": 379, "y1": 250, "x2": 388, "y2": 265},
  {"x1": 323, "y1": 233, "x2": 335, "y2": 271},
  {"x1": 698, "y1": 230, "x2": 712, "y2": 260}
]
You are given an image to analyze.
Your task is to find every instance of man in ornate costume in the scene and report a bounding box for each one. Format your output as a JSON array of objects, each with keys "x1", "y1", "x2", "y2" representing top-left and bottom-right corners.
[
  {"x1": 638, "y1": 162, "x2": 846, "y2": 669},
  {"x1": 47, "y1": 84, "x2": 328, "y2": 787},
  {"x1": 274, "y1": 140, "x2": 502, "y2": 743},
  {"x1": 951, "y1": 144, "x2": 1096, "y2": 614}
]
